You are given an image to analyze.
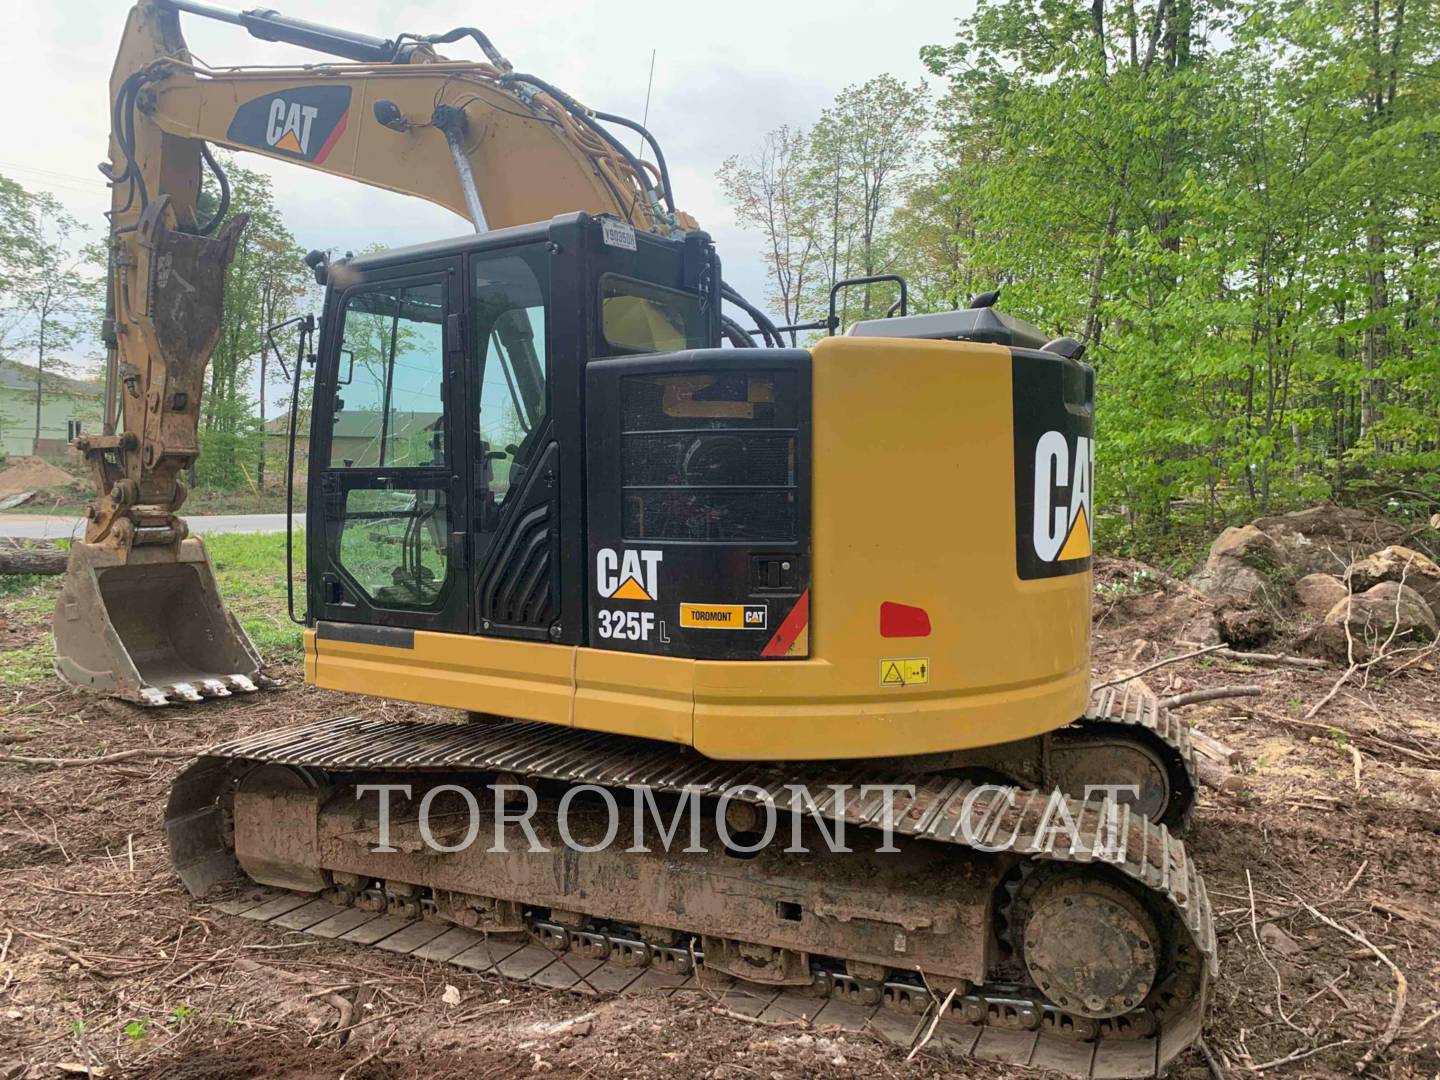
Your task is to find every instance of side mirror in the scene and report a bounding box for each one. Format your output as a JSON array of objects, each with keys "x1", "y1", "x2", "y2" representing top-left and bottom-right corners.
[{"x1": 304, "y1": 249, "x2": 330, "y2": 286}]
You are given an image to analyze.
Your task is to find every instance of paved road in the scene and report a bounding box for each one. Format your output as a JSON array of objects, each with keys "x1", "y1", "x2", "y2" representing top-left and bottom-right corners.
[{"x1": 0, "y1": 513, "x2": 302, "y2": 540}]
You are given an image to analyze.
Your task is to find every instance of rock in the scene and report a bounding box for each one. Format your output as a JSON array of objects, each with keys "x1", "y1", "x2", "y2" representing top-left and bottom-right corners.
[
  {"x1": 1252, "y1": 504, "x2": 1408, "y2": 577},
  {"x1": 1346, "y1": 545, "x2": 1440, "y2": 615},
  {"x1": 1217, "y1": 607, "x2": 1275, "y2": 648},
  {"x1": 1259, "y1": 922, "x2": 1304, "y2": 956},
  {"x1": 1294, "y1": 573, "x2": 1348, "y2": 621},
  {"x1": 1179, "y1": 611, "x2": 1223, "y2": 645},
  {"x1": 1306, "y1": 581, "x2": 1438, "y2": 661},
  {"x1": 1191, "y1": 526, "x2": 1291, "y2": 646},
  {"x1": 1191, "y1": 525, "x2": 1290, "y2": 608}
]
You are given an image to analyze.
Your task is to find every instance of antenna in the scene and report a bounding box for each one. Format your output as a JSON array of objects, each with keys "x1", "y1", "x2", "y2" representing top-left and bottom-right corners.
[{"x1": 638, "y1": 48, "x2": 656, "y2": 161}]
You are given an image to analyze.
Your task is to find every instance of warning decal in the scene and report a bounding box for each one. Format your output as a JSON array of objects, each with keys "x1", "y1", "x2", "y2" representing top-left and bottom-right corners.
[
  {"x1": 679, "y1": 603, "x2": 768, "y2": 630},
  {"x1": 879, "y1": 657, "x2": 930, "y2": 687}
]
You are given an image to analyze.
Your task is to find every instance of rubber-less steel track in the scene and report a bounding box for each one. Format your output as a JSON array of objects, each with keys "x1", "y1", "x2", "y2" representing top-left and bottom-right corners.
[
  {"x1": 167, "y1": 715, "x2": 1217, "y2": 1078},
  {"x1": 1075, "y1": 683, "x2": 1200, "y2": 833}
]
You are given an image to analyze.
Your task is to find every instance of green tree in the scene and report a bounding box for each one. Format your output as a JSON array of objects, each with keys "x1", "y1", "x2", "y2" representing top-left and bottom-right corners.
[
  {"x1": 717, "y1": 126, "x2": 818, "y2": 343},
  {"x1": 902, "y1": 0, "x2": 1440, "y2": 558},
  {"x1": 197, "y1": 156, "x2": 310, "y2": 490},
  {"x1": 803, "y1": 76, "x2": 930, "y2": 326},
  {"x1": 0, "y1": 179, "x2": 100, "y2": 449}
]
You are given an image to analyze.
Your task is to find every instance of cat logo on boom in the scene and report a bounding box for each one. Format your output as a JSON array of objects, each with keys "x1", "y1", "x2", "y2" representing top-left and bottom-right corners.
[
  {"x1": 595, "y1": 548, "x2": 663, "y2": 602},
  {"x1": 225, "y1": 86, "x2": 352, "y2": 165}
]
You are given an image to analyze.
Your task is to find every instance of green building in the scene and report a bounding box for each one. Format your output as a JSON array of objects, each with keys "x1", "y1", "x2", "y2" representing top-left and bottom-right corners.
[{"x1": 0, "y1": 359, "x2": 104, "y2": 461}]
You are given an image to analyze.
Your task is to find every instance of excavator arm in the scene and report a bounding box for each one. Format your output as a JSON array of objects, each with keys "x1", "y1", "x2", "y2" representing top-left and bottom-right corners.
[{"x1": 54, "y1": 0, "x2": 694, "y2": 704}]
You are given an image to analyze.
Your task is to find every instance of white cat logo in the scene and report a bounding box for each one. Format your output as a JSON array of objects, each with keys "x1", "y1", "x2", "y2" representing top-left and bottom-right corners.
[
  {"x1": 596, "y1": 548, "x2": 663, "y2": 602},
  {"x1": 1032, "y1": 431, "x2": 1093, "y2": 562},
  {"x1": 265, "y1": 99, "x2": 320, "y2": 155}
]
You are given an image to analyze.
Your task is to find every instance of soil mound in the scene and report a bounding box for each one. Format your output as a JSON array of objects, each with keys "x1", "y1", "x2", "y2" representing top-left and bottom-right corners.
[{"x1": 0, "y1": 455, "x2": 77, "y2": 496}]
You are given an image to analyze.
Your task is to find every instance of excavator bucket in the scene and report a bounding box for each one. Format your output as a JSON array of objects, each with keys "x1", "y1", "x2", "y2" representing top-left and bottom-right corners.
[{"x1": 53, "y1": 538, "x2": 266, "y2": 705}]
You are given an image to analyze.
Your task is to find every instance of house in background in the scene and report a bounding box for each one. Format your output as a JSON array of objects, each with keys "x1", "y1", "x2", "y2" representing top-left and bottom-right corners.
[
  {"x1": 0, "y1": 359, "x2": 104, "y2": 461},
  {"x1": 263, "y1": 410, "x2": 443, "y2": 475},
  {"x1": 263, "y1": 414, "x2": 309, "y2": 476}
]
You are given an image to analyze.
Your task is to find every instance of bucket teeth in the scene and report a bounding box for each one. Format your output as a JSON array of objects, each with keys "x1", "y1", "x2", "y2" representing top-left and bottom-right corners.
[
  {"x1": 199, "y1": 679, "x2": 232, "y2": 698},
  {"x1": 226, "y1": 674, "x2": 259, "y2": 693},
  {"x1": 170, "y1": 682, "x2": 204, "y2": 703},
  {"x1": 140, "y1": 687, "x2": 170, "y2": 707}
]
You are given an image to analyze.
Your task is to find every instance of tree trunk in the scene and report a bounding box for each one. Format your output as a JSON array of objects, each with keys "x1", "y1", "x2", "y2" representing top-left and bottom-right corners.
[
  {"x1": 33, "y1": 291, "x2": 49, "y2": 451},
  {"x1": 0, "y1": 546, "x2": 68, "y2": 575}
]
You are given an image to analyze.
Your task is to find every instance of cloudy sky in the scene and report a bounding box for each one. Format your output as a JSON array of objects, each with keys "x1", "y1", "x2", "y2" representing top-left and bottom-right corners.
[{"x1": 2, "y1": 0, "x2": 969, "y2": 384}]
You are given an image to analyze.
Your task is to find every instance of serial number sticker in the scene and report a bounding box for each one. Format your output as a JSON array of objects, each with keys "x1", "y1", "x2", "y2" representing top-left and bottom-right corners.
[
  {"x1": 601, "y1": 218, "x2": 637, "y2": 251},
  {"x1": 679, "y1": 603, "x2": 768, "y2": 630},
  {"x1": 879, "y1": 658, "x2": 930, "y2": 687}
]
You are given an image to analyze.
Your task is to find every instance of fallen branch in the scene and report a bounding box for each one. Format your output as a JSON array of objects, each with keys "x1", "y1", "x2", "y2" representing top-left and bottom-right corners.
[
  {"x1": 1161, "y1": 685, "x2": 1262, "y2": 709},
  {"x1": 1197, "y1": 1036, "x2": 1228, "y2": 1080},
  {"x1": 1202, "y1": 648, "x2": 1326, "y2": 669},
  {"x1": 712, "y1": 1006, "x2": 815, "y2": 1029},
  {"x1": 0, "y1": 748, "x2": 198, "y2": 768},
  {"x1": 1250, "y1": 708, "x2": 1439, "y2": 766},
  {"x1": 1300, "y1": 902, "x2": 1407, "y2": 1072},
  {"x1": 1092, "y1": 644, "x2": 1227, "y2": 691},
  {"x1": 1249, "y1": 1039, "x2": 1356, "y2": 1072},
  {"x1": 906, "y1": 987, "x2": 957, "y2": 1061}
]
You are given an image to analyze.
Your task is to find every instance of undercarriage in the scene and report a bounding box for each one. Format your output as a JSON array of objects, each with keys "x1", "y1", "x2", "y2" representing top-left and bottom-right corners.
[{"x1": 166, "y1": 692, "x2": 1214, "y2": 1078}]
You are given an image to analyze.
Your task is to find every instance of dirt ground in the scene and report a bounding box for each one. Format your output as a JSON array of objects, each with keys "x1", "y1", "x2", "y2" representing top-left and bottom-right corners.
[{"x1": 2, "y1": 561, "x2": 1438, "y2": 1079}]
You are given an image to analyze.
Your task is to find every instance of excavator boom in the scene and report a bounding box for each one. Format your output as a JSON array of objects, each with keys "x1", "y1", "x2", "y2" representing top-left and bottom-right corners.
[{"x1": 55, "y1": 0, "x2": 686, "y2": 704}]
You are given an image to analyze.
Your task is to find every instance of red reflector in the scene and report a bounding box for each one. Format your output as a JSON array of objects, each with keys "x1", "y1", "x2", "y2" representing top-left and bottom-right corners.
[{"x1": 880, "y1": 601, "x2": 931, "y2": 638}]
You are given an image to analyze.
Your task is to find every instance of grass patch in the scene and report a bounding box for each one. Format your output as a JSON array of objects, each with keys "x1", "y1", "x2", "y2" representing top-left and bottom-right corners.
[
  {"x1": 205, "y1": 530, "x2": 305, "y2": 662},
  {"x1": 0, "y1": 642, "x2": 52, "y2": 689}
]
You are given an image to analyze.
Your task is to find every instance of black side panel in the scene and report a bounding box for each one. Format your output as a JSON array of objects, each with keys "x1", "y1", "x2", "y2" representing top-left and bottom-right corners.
[
  {"x1": 585, "y1": 349, "x2": 811, "y2": 660},
  {"x1": 1013, "y1": 348, "x2": 1095, "y2": 580},
  {"x1": 315, "y1": 622, "x2": 415, "y2": 649},
  {"x1": 476, "y1": 440, "x2": 561, "y2": 638}
]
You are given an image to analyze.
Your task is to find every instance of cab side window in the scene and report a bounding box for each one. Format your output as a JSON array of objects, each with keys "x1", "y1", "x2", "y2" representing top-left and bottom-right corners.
[{"x1": 472, "y1": 252, "x2": 548, "y2": 531}]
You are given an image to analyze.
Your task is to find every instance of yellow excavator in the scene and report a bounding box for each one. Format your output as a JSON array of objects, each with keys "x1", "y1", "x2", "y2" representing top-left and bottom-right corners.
[{"x1": 54, "y1": 2, "x2": 1215, "y2": 1074}]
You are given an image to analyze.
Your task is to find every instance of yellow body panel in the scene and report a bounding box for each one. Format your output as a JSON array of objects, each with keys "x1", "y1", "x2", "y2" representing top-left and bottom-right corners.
[
  {"x1": 574, "y1": 649, "x2": 693, "y2": 744},
  {"x1": 311, "y1": 630, "x2": 573, "y2": 727},
  {"x1": 311, "y1": 336, "x2": 1091, "y2": 761}
]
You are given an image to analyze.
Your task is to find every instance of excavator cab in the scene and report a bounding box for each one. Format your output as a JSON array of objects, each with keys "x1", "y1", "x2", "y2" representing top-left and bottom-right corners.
[{"x1": 302, "y1": 213, "x2": 721, "y2": 646}]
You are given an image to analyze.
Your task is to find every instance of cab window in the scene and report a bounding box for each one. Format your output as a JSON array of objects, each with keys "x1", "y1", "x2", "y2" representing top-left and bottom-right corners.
[
  {"x1": 330, "y1": 282, "x2": 446, "y2": 469},
  {"x1": 473, "y1": 250, "x2": 548, "y2": 528},
  {"x1": 599, "y1": 274, "x2": 708, "y2": 356}
]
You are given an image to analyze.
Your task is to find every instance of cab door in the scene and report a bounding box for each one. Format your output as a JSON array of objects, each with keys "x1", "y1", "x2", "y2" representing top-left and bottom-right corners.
[
  {"x1": 309, "y1": 258, "x2": 470, "y2": 633},
  {"x1": 465, "y1": 242, "x2": 563, "y2": 641}
]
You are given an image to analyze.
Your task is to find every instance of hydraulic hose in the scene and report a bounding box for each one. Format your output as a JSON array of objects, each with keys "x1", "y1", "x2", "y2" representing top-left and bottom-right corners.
[
  {"x1": 592, "y1": 111, "x2": 676, "y2": 214},
  {"x1": 721, "y1": 315, "x2": 757, "y2": 348},
  {"x1": 416, "y1": 27, "x2": 511, "y2": 70},
  {"x1": 196, "y1": 142, "x2": 231, "y2": 235},
  {"x1": 499, "y1": 73, "x2": 661, "y2": 213},
  {"x1": 721, "y1": 283, "x2": 782, "y2": 348}
]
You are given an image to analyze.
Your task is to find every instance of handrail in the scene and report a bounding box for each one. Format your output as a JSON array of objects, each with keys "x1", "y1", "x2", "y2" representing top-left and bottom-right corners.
[
  {"x1": 826, "y1": 274, "x2": 908, "y2": 335},
  {"x1": 269, "y1": 314, "x2": 317, "y2": 626}
]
